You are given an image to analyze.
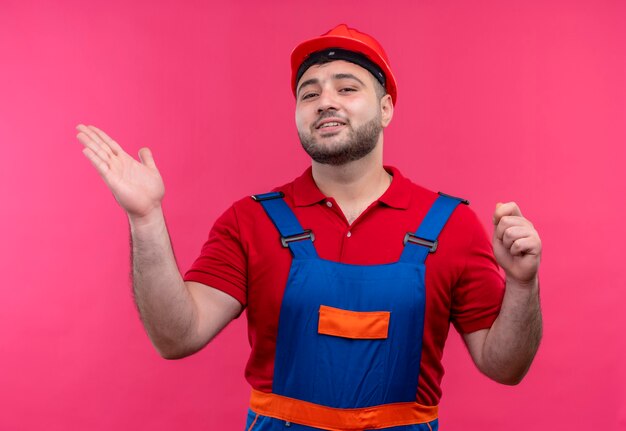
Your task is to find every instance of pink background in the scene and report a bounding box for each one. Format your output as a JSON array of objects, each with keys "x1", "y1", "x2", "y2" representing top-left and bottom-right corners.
[{"x1": 1, "y1": 1, "x2": 625, "y2": 429}]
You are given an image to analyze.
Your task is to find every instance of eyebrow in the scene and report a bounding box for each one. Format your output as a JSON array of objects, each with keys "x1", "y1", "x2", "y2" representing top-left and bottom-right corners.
[{"x1": 297, "y1": 73, "x2": 366, "y2": 96}]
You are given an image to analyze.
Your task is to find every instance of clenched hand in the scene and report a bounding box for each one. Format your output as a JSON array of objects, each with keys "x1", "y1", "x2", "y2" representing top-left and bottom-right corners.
[{"x1": 492, "y1": 202, "x2": 542, "y2": 285}]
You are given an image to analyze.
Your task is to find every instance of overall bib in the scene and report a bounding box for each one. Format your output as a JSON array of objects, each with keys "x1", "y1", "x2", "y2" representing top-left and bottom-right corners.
[{"x1": 245, "y1": 192, "x2": 466, "y2": 431}]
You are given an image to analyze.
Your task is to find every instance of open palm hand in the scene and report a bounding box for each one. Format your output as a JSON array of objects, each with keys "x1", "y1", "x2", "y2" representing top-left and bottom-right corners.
[{"x1": 77, "y1": 124, "x2": 165, "y2": 219}]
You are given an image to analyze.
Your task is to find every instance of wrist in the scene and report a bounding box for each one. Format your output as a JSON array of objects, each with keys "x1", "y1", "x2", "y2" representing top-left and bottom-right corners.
[
  {"x1": 505, "y1": 275, "x2": 539, "y2": 294},
  {"x1": 128, "y1": 206, "x2": 165, "y2": 231}
]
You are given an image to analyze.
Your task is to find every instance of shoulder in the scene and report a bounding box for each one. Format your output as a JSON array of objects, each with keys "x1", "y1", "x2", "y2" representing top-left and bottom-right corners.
[
  {"x1": 391, "y1": 168, "x2": 487, "y2": 249},
  {"x1": 230, "y1": 166, "x2": 315, "y2": 218},
  {"x1": 230, "y1": 178, "x2": 298, "y2": 217},
  {"x1": 218, "y1": 173, "x2": 304, "y2": 249},
  {"x1": 396, "y1": 168, "x2": 482, "y2": 230}
]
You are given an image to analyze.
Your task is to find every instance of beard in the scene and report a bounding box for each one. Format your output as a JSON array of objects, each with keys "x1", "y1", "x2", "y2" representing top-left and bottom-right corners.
[{"x1": 298, "y1": 113, "x2": 382, "y2": 166}]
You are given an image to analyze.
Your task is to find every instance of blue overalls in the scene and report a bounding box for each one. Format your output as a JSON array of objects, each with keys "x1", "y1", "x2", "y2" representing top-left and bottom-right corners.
[{"x1": 245, "y1": 192, "x2": 467, "y2": 431}]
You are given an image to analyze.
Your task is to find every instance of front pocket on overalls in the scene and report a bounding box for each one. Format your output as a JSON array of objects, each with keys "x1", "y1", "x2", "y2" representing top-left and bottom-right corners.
[
  {"x1": 313, "y1": 305, "x2": 389, "y2": 406},
  {"x1": 317, "y1": 305, "x2": 390, "y2": 339}
]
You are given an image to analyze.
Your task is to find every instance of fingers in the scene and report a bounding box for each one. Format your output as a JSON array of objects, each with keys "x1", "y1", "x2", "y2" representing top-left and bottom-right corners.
[
  {"x1": 76, "y1": 124, "x2": 113, "y2": 157},
  {"x1": 81, "y1": 147, "x2": 111, "y2": 179},
  {"x1": 500, "y1": 225, "x2": 526, "y2": 249},
  {"x1": 510, "y1": 237, "x2": 540, "y2": 257},
  {"x1": 493, "y1": 202, "x2": 523, "y2": 225},
  {"x1": 77, "y1": 129, "x2": 112, "y2": 167},
  {"x1": 75, "y1": 124, "x2": 120, "y2": 161},
  {"x1": 88, "y1": 125, "x2": 124, "y2": 155},
  {"x1": 500, "y1": 225, "x2": 541, "y2": 255},
  {"x1": 492, "y1": 202, "x2": 542, "y2": 282},
  {"x1": 494, "y1": 202, "x2": 533, "y2": 243},
  {"x1": 495, "y1": 214, "x2": 533, "y2": 241},
  {"x1": 494, "y1": 213, "x2": 542, "y2": 257},
  {"x1": 138, "y1": 147, "x2": 157, "y2": 169}
]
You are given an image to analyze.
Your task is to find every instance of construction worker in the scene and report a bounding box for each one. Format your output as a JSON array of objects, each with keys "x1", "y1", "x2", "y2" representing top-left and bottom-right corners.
[{"x1": 77, "y1": 24, "x2": 542, "y2": 431}]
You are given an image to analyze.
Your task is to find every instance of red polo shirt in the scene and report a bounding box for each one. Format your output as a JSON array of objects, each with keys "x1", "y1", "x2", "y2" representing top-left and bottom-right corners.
[{"x1": 184, "y1": 166, "x2": 505, "y2": 406}]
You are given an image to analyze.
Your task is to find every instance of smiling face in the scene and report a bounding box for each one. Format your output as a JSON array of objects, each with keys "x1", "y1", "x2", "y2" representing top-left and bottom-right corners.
[{"x1": 295, "y1": 60, "x2": 393, "y2": 166}]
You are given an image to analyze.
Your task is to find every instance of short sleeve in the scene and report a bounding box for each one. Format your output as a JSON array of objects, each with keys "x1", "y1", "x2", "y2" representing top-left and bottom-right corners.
[
  {"x1": 183, "y1": 205, "x2": 248, "y2": 307},
  {"x1": 450, "y1": 208, "x2": 505, "y2": 334}
]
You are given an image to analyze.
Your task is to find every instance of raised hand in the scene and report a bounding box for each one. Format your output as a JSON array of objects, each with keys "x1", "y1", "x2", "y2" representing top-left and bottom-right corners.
[
  {"x1": 492, "y1": 202, "x2": 542, "y2": 285},
  {"x1": 76, "y1": 124, "x2": 165, "y2": 221}
]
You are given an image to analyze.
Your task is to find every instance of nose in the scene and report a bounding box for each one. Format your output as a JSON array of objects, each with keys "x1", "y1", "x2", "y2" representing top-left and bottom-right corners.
[{"x1": 316, "y1": 89, "x2": 340, "y2": 114}]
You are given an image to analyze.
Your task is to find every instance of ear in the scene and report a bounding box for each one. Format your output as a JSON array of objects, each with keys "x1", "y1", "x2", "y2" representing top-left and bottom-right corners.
[{"x1": 380, "y1": 94, "x2": 394, "y2": 128}]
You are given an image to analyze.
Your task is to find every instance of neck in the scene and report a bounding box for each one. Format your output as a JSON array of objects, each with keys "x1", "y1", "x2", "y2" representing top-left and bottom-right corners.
[{"x1": 311, "y1": 139, "x2": 391, "y2": 211}]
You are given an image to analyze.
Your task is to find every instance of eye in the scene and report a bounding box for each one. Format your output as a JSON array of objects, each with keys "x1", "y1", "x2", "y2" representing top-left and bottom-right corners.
[{"x1": 301, "y1": 92, "x2": 318, "y2": 100}]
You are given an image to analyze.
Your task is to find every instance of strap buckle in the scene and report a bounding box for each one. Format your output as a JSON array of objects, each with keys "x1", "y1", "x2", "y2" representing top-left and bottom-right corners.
[
  {"x1": 281, "y1": 230, "x2": 315, "y2": 248},
  {"x1": 437, "y1": 191, "x2": 469, "y2": 205},
  {"x1": 403, "y1": 232, "x2": 438, "y2": 253},
  {"x1": 251, "y1": 191, "x2": 285, "y2": 202}
]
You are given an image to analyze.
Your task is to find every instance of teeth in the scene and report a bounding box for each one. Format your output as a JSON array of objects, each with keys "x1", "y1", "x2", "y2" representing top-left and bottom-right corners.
[{"x1": 320, "y1": 122, "x2": 342, "y2": 128}]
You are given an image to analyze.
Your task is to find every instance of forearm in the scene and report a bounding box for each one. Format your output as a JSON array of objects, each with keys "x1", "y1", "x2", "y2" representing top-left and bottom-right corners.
[
  {"x1": 481, "y1": 278, "x2": 542, "y2": 384},
  {"x1": 129, "y1": 208, "x2": 198, "y2": 358},
  {"x1": 76, "y1": 125, "x2": 203, "y2": 357}
]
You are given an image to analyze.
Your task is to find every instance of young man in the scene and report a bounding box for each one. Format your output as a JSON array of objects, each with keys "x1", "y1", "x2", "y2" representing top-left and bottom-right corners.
[{"x1": 77, "y1": 24, "x2": 542, "y2": 431}]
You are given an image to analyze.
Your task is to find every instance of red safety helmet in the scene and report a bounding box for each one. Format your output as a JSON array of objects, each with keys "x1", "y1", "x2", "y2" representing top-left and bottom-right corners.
[{"x1": 291, "y1": 24, "x2": 398, "y2": 105}]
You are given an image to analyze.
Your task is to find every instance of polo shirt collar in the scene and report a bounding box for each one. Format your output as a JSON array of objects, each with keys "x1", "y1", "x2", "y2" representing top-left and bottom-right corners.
[
  {"x1": 379, "y1": 165, "x2": 411, "y2": 209},
  {"x1": 292, "y1": 165, "x2": 411, "y2": 210}
]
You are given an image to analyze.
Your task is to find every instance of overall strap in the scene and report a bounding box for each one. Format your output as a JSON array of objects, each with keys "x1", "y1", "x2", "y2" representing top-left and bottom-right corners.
[
  {"x1": 399, "y1": 192, "x2": 469, "y2": 264},
  {"x1": 251, "y1": 192, "x2": 318, "y2": 259}
]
